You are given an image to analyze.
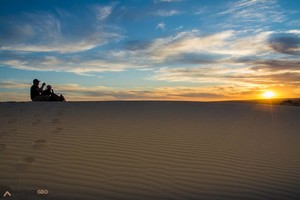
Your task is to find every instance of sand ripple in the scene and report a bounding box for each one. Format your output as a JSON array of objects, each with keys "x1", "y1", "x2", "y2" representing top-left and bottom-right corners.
[{"x1": 0, "y1": 102, "x2": 300, "y2": 199}]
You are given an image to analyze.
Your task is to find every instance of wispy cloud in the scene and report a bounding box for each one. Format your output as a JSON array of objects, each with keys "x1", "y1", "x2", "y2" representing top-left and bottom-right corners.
[
  {"x1": 1, "y1": 55, "x2": 148, "y2": 76},
  {"x1": 0, "y1": 80, "x2": 29, "y2": 89},
  {"x1": 144, "y1": 30, "x2": 236, "y2": 61},
  {"x1": 219, "y1": 0, "x2": 286, "y2": 29},
  {"x1": 153, "y1": 9, "x2": 181, "y2": 16},
  {"x1": 154, "y1": 0, "x2": 183, "y2": 3},
  {"x1": 194, "y1": 7, "x2": 207, "y2": 15},
  {"x1": 156, "y1": 22, "x2": 166, "y2": 30},
  {"x1": 251, "y1": 60, "x2": 300, "y2": 72},
  {"x1": 174, "y1": 26, "x2": 183, "y2": 31},
  {"x1": 3, "y1": 29, "x2": 297, "y2": 75},
  {"x1": 0, "y1": 92, "x2": 29, "y2": 102},
  {"x1": 150, "y1": 57, "x2": 300, "y2": 91},
  {"x1": 94, "y1": 5, "x2": 113, "y2": 21},
  {"x1": 130, "y1": 29, "x2": 299, "y2": 63},
  {"x1": 0, "y1": 6, "x2": 121, "y2": 53},
  {"x1": 1, "y1": 40, "x2": 108, "y2": 53},
  {"x1": 151, "y1": 66, "x2": 257, "y2": 85}
]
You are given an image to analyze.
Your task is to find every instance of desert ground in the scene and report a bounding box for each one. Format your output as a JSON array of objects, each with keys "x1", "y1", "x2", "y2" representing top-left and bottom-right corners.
[{"x1": 0, "y1": 101, "x2": 300, "y2": 199}]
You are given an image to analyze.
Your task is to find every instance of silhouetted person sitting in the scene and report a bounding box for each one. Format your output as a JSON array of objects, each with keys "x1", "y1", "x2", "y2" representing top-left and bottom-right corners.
[
  {"x1": 30, "y1": 79, "x2": 49, "y2": 101},
  {"x1": 42, "y1": 85, "x2": 53, "y2": 96},
  {"x1": 42, "y1": 85, "x2": 65, "y2": 101}
]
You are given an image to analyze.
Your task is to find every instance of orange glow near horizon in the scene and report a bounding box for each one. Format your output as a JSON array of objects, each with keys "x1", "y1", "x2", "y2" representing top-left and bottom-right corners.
[{"x1": 262, "y1": 91, "x2": 276, "y2": 99}]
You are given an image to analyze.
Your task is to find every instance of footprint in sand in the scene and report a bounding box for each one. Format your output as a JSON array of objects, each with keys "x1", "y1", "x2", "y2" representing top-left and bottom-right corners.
[
  {"x1": 51, "y1": 118, "x2": 61, "y2": 124},
  {"x1": 51, "y1": 127, "x2": 63, "y2": 134},
  {"x1": 31, "y1": 119, "x2": 41, "y2": 126},
  {"x1": 16, "y1": 156, "x2": 35, "y2": 171},
  {"x1": 0, "y1": 144, "x2": 6, "y2": 153},
  {"x1": 56, "y1": 111, "x2": 64, "y2": 117},
  {"x1": 32, "y1": 139, "x2": 48, "y2": 149}
]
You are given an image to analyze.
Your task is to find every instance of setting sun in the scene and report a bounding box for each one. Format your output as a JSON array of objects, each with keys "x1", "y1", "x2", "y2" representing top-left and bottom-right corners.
[{"x1": 262, "y1": 91, "x2": 276, "y2": 99}]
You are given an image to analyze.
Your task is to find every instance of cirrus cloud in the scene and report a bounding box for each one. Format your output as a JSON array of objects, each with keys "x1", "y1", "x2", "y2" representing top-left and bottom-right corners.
[
  {"x1": 153, "y1": 9, "x2": 181, "y2": 16},
  {"x1": 0, "y1": 5, "x2": 121, "y2": 53}
]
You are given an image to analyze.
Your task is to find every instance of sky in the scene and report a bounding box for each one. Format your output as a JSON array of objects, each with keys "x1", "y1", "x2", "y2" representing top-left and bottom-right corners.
[{"x1": 0, "y1": 0, "x2": 299, "y2": 101}]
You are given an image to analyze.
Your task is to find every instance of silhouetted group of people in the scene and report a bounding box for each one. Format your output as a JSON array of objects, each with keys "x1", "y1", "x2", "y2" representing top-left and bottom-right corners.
[{"x1": 30, "y1": 79, "x2": 65, "y2": 101}]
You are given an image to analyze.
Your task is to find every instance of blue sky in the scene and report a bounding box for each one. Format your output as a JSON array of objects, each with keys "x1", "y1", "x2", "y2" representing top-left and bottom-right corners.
[{"x1": 0, "y1": 0, "x2": 299, "y2": 101}]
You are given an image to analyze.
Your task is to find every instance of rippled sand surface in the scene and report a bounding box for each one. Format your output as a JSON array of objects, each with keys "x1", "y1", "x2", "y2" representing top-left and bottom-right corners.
[{"x1": 0, "y1": 101, "x2": 299, "y2": 199}]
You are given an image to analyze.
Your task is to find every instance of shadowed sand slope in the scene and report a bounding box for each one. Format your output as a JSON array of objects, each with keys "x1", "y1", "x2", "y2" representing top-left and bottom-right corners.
[{"x1": 0, "y1": 101, "x2": 300, "y2": 200}]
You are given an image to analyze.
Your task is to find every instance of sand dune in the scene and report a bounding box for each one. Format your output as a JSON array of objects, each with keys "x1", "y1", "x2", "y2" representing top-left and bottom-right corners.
[{"x1": 0, "y1": 101, "x2": 300, "y2": 199}]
